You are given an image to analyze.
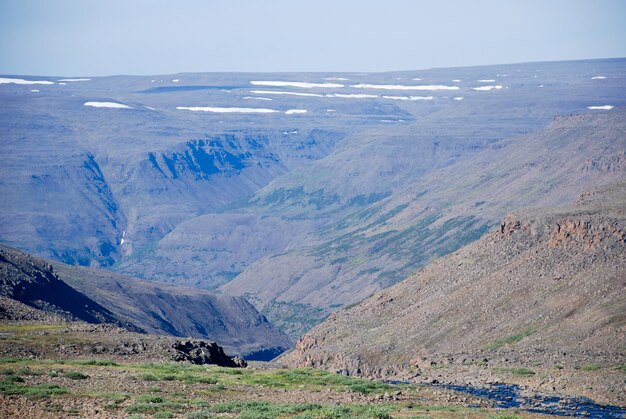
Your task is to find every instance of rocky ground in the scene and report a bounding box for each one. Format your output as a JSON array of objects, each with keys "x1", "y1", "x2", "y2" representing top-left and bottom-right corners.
[{"x1": 0, "y1": 353, "x2": 552, "y2": 419}]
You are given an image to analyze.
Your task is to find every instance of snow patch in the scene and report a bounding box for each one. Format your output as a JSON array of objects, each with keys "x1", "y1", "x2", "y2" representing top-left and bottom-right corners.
[
  {"x1": 58, "y1": 78, "x2": 90, "y2": 82},
  {"x1": 58, "y1": 82, "x2": 67, "y2": 85},
  {"x1": 84, "y1": 101, "x2": 131, "y2": 109},
  {"x1": 251, "y1": 90, "x2": 323, "y2": 97},
  {"x1": 382, "y1": 95, "x2": 433, "y2": 101},
  {"x1": 285, "y1": 109, "x2": 307, "y2": 115},
  {"x1": 324, "y1": 77, "x2": 349, "y2": 81},
  {"x1": 452, "y1": 79, "x2": 461, "y2": 82},
  {"x1": 591, "y1": 76, "x2": 606, "y2": 80},
  {"x1": 30, "y1": 89, "x2": 39, "y2": 93},
  {"x1": 250, "y1": 80, "x2": 343, "y2": 88},
  {"x1": 176, "y1": 106, "x2": 278, "y2": 113},
  {"x1": 0, "y1": 77, "x2": 54, "y2": 85},
  {"x1": 587, "y1": 105, "x2": 614, "y2": 110},
  {"x1": 352, "y1": 83, "x2": 459, "y2": 91},
  {"x1": 472, "y1": 85, "x2": 503, "y2": 91},
  {"x1": 453, "y1": 97, "x2": 464, "y2": 101},
  {"x1": 145, "y1": 106, "x2": 156, "y2": 110},
  {"x1": 283, "y1": 130, "x2": 298, "y2": 134},
  {"x1": 327, "y1": 93, "x2": 378, "y2": 99},
  {"x1": 326, "y1": 109, "x2": 336, "y2": 112},
  {"x1": 243, "y1": 96, "x2": 273, "y2": 101},
  {"x1": 477, "y1": 79, "x2": 495, "y2": 82},
  {"x1": 412, "y1": 78, "x2": 422, "y2": 81},
  {"x1": 172, "y1": 79, "x2": 180, "y2": 82}
]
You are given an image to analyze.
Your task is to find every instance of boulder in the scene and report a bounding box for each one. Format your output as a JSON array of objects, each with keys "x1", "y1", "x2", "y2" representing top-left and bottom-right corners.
[{"x1": 172, "y1": 339, "x2": 247, "y2": 368}]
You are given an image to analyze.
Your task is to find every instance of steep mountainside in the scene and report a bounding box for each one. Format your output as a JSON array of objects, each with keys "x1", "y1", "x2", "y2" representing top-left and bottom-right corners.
[
  {"x1": 221, "y1": 109, "x2": 626, "y2": 336},
  {"x1": 282, "y1": 182, "x2": 626, "y2": 404},
  {"x1": 0, "y1": 245, "x2": 291, "y2": 359},
  {"x1": 0, "y1": 245, "x2": 131, "y2": 328}
]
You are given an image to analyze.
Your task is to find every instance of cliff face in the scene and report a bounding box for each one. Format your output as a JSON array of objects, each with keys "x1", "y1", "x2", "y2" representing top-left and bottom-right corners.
[{"x1": 281, "y1": 182, "x2": 626, "y2": 403}]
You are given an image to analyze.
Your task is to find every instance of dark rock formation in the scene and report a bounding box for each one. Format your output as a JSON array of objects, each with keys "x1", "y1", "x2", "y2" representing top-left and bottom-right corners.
[{"x1": 173, "y1": 339, "x2": 247, "y2": 367}]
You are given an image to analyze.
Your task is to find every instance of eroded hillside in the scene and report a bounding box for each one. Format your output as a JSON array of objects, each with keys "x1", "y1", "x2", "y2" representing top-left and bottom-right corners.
[{"x1": 282, "y1": 182, "x2": 626, "y2": 405}]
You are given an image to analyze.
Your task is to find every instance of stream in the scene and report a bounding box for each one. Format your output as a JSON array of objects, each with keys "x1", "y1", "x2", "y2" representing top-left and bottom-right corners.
[{"x1": 437, "y1": 383, "x2": 625, "y2": 418}]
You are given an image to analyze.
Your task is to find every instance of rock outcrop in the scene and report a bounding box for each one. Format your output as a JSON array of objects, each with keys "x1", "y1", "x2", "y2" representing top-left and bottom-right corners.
[{"x1": 173, "y1": 339, "x2": 247, "y2": 367}]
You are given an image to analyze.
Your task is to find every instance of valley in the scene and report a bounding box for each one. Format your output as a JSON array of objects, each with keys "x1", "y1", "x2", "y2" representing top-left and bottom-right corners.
[
  {"x1": 1, "y1": 59, "x2": 625, "y2": 336},
  {"x1": 1, "y1": 58, "x2": 625, "y2": 418}
]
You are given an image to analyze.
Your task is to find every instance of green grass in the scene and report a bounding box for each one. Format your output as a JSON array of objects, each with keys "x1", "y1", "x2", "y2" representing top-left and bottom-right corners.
[
  {"x1": 615, "y1": 364, "x2": 626, "y2": 373},
  {"x1": 0, "y1": 324, "x2": 65, "y2": 332},
  {"x1": 62, "y1": 371, "x2": 89, "y2": 380},
  {"x1": 485, "y1": 328, "x2": 537, "y2": 350},
  {"x1": 575, "y1": 364, "x2": 602, "y2": 371},
  {"x1": 134, "y1": 363, "x2": 396, "y2": 395},
  {"x1": 0, "y1": 379, "x2": 68, "y2": 397},
  {"x1": 187, "y1": 400, "x2": 393, "y2": 419}
]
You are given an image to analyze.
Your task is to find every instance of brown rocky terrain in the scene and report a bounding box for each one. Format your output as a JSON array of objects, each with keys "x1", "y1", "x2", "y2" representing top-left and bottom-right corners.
[{"x1": 282, "y1": 182, "x2": 626, "y2": 406}]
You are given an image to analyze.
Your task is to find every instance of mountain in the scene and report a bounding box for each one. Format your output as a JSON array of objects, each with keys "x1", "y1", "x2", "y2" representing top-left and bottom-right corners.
[
  {"x1": 281, "y1": 182, "x2": 626, "y2": 405},
  {"x1": 0, "y1": 245, "x2": 291, "y2": 359},
  {"x1": 1, "y1": 58, "x2": 625, "y2": 336}
]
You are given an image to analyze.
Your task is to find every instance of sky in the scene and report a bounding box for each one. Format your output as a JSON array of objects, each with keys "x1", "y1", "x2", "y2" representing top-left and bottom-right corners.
[{"x1": 0, "y1": 0, "x2": 625, "y2": 76}]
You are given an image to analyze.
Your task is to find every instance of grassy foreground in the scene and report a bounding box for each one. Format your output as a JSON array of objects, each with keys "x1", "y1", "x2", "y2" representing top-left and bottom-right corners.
[{"x1": 0, "y1": 357, "x2": 552, "y2": 418}]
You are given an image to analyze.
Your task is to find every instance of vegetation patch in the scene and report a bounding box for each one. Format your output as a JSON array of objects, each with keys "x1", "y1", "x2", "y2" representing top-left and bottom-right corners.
[
  {"x1": 0, "y1": 379, "x2": 68, "y2": 397},
  {"x1": 189, "y1": 400, "x2": 393, "y2": 418},
  {"x1": 485, "y1": 328, "x2": 536, "y2": 350},
  {"x1": 575, "y1": 364, "x2": 602, "y2": 371},
  {"x1": 62, "y1": 371, "x2": 89, "y2": 380}
]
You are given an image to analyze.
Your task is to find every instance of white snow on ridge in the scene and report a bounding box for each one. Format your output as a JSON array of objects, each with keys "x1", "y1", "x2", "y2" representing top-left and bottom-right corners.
[
  {"x1": 324, "y1": 77, "x2": 349, "y2": 81},
  {"x1": 453, "y1": 97, "x2": 464, "y2": 101},
  {"x1": 251, "y1": 90, "x2": 324, "y2": 97},
  {"x1": 327, "y1": 93, "x2": 378, "y2": 99},
  {"x1": 59, "y1": 82, "x2": 67, "y2": 85},
  {"x1": 382, "y1": 95, "x2": 433, "y2": 101},
  {"x1": 412, "y1": 78, "x2": 422, "y2": 81},
  {"x1": 352, "y1": 83, "x2": 459, "y2": 91},
  {"x1": 58, "y1": 78, "x2": 90, "y2": 82},
  {"x1": 250, "y1": 80, "x2": 343, "y2": 88},
  {"x1": 452, "y1": 79, "x2": 461, "y2": 82},
  {"x1": 30, "y1": 89, "x2": 39, "y2": 93},
  {"x1": 84, "y1": 101, "x2": 132, "y2": 109},
  {"x1": 285, "y1": 109, "x2": 307, "y2": 115},
  {"x1": 591, "y1": 76, "x2": 606, "y2": 80},
  {"x1": 176, "y1": 106, "x2": 278, "y2": 113},
  {"x1": 244, "y1": 96, "x2": 273, "y2": 101},
  {"x1": 477, "y1": 79, "x2": 495, "y2": 82},
  {"x1": 587, "y1": 105, "x2": 614, "y2": 110},
  {"x1": 326, "y1": 109, "x2": 336, "y2": 112},
  {"x1": 172, "y1": 79, "x2": 180, "y2": 82},
  {"x1": 0, "y1": 77, "x2": 54, "y2": 85},
  {"x1": 472, "y1": 85, "x2": 503, "y2": 91}
]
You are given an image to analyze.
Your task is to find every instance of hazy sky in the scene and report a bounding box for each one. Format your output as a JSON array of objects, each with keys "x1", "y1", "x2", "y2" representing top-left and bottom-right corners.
[{"x1": 1, "y1": 0, "x2": 625, "y2": 76}]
